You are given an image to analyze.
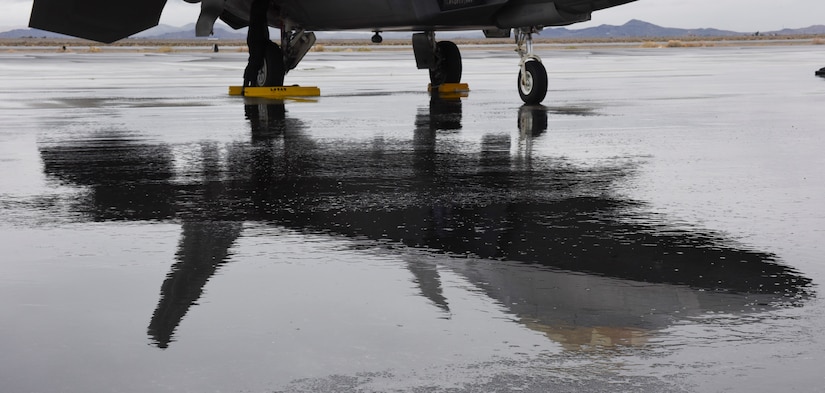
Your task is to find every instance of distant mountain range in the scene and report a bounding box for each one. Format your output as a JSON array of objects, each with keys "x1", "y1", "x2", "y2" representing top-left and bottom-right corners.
[
  {"x1": 543, "y1": 19, "x2": 749, "y2": 38},
  {"x1": 2, "y1": 19, "x2": 824, "y2": 40}
]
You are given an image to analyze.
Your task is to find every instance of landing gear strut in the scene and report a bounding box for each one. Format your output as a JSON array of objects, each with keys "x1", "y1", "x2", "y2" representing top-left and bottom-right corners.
[
  {"x1": 243, "y1": 0, "x2": 274, "y2": 90},
  {"x1": 412, "y1": 31, "x2": 462, "y2": 86},
  {"x1": 515, "y1": 28, "x2": 547, "y2": 105}
]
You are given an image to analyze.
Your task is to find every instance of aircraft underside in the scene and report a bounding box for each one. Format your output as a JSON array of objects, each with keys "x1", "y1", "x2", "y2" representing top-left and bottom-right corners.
[
  {"x1": 220, "y1": 0, "x2": 636, "y2": 104},
  {"x1": 30, "y1": 0, "x2": 639, "y2": 104}
]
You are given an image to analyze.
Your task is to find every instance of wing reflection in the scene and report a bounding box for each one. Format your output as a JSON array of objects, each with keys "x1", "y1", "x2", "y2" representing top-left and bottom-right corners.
[
  {"x1": 38, "y1": 98, "x2": 812, "y2": 349},
  {"x1": 38, "y1": 133, "x2": 176, "y2": 220}
]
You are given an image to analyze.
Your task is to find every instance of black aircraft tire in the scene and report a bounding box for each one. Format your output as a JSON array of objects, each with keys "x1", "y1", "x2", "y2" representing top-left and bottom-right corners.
[
  {"x1": 256, "y1": 41, "x2": 286, "y2": 87},
  {"x1": 429, "y1": 41, "x2": 462, "y2": 86},
  {"x1": 517, "y1": 61, "x2": 548, "y2": 105}
]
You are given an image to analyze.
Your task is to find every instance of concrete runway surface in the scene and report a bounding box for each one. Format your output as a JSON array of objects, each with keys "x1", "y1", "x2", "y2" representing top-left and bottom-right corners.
[{"x1": 1, "y1": 45, "x2": 824, "y2": 392}]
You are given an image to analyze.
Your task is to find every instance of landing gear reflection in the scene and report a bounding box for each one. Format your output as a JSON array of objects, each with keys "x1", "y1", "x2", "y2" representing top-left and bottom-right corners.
[
  {"x1": 515, "y1": 28, "x2": 547, "y2": 105},
  {"x1": 518, "y1": 105, "x2": 548, "y2": 138}
]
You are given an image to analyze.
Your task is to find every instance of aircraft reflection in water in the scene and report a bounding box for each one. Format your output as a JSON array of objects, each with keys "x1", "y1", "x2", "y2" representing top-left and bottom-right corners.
[{"x1": 38, "y1": 98, "x2": 811, "y2": 350}]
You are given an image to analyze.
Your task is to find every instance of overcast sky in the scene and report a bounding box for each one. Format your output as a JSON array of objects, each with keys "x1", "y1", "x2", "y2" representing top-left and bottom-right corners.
[{"x1": 3, "y1": 0, "x2": 824, "y2": 33}]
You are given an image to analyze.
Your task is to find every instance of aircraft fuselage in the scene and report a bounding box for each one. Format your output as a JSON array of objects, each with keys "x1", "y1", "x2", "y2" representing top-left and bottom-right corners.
[
  {"x1": 273, "y1": 0, "x2": 508, "y2": 30},
  {"x1": 221, "y1": 0, "x2": 619, "y2": 31}
]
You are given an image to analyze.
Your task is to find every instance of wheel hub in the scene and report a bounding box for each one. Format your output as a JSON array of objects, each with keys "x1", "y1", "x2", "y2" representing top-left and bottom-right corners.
[
  {"x1": 520, "y1": 72, "x2": 534, "y2": 95},
  {"x1": 256, "y1": 59, "x2": 268, "y2": 86}
]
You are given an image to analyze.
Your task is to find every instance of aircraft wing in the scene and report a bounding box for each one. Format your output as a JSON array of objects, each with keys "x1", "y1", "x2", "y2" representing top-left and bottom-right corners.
[
  {"x1": 29, "y1": 0, "x2": 168, "y2": 43},
  {"x1": 27, "y1": 0, "x2": 638, "y2": 43}
]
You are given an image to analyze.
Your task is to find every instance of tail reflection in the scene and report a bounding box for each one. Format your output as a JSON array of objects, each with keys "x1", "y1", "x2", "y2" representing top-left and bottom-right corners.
[
  {"x1": 407, "y1": 95, "x2": 464, "y2": 314},
  {"x1": 148, "y1": 221, "x2": 242, "y2": 348},
  {"x1": 151, "y1": 141, "x2": 244, "y2": 348}
]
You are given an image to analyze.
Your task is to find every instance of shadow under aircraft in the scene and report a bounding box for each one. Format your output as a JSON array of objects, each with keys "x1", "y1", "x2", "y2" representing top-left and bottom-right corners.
[{"x1": 38, "y1": 97, "x2": 812, "y2": 350}]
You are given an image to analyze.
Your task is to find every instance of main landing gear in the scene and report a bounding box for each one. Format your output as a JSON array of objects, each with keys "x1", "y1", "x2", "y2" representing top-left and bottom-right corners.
[
  {"x1": 251, "y1": 29, "x2": 315, "y2": 88},
  {"x1": 515, "y1": 28, "x2": 547, "y2": 105},
  {"x1": 413, "y1": 29, "x2": 548, "y2": 104},
  {"x1": 254, "y1": 41, "x2": 285, "y2": 87},
  {"x1": 412, "y1": 31, "x2": 463, "y2": 87},
  {"x1": 244, "y1": 1, "x2": 315, "y2": 89}
]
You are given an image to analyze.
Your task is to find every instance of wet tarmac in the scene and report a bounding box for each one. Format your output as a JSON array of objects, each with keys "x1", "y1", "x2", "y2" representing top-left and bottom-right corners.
[{"x1": 1, "y1": 46, "x2": 824, "y2": 392}]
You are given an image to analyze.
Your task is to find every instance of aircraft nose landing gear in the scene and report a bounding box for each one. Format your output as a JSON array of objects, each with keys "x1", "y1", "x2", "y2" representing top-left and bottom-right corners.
[
  {"x1": 371, "y1": 31, "x2": 383, "y2": 44},
  {"x1": 516, "y1": 28, "x2": 547, "y2": 105}
]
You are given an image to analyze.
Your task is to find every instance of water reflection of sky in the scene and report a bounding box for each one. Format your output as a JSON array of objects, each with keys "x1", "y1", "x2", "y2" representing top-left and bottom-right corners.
[{"x1": 32, "y1": 97, "x2": 811, "y2": 351}]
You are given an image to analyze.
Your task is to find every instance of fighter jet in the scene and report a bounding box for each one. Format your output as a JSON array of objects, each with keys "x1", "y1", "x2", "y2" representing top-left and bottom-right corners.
[{"x1": 29, "y1": 0, "x2": 636, "y2": 104}]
